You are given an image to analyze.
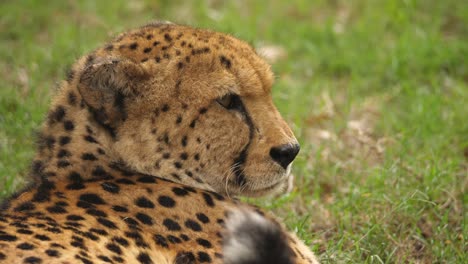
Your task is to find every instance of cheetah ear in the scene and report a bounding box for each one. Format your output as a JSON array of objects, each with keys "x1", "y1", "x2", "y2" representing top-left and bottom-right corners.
[{"x1": 77, "y1": 58, "x2": 151, "y2": 133}]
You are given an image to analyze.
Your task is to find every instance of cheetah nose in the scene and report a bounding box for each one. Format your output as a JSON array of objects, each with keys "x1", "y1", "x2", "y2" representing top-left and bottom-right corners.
[{"x1": 269, "y1": 143, "x2": 300, "y2": 169}]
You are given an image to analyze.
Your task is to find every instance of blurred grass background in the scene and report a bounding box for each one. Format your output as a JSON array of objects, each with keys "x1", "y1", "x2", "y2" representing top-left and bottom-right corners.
[{"x1": 0, "y1": 0, "x2": 467, "y2": 263}]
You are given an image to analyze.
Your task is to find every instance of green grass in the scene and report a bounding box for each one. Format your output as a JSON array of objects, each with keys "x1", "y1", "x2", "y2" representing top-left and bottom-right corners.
[{"x1": 1, "y1": 0, "x2": 467, "y2": 263}]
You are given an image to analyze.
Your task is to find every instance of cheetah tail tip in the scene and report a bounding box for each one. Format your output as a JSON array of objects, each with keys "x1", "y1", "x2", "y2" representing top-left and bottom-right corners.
[{"x1": 223, "y1": 209, "x2": 295, "y2": 264}]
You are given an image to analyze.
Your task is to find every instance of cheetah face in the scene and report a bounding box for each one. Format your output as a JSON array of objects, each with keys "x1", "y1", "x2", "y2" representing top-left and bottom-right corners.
[{"x1": 78, "y1": 24, "x2": 299, "y2": 197}]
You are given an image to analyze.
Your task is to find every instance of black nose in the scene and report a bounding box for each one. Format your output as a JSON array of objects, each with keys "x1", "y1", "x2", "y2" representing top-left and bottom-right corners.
[{"x1": 269, "y1": 143, "x2": 300, "y2": 169}]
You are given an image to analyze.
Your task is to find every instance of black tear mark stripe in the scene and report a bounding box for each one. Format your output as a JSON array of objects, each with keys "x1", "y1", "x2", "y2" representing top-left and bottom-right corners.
[{"x1": 231, "y1": 95, "x2": 255, "y2": 187}]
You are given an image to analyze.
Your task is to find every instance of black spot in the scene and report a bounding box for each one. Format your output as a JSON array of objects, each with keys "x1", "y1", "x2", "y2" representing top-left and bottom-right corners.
[
  {"x1": 115, "y1": 178, "x2": 135, "y2": 185},
  {"x1": 196, "y1": 213, "x2": 210, "y2": 223},
  {"x1": 196, "y1": 238, "x2": 212, "y2": 248},
  {"x1": 67, "y1": 91, "x2": 77, "y2": 106},
  {"x1": 199, "y1": 107, "x2": 207, "y2": 114},
  {"x1": 106, "y1": 243, "x2": 122, "y2": 254},
  {"x1": 163, "y1": 218, "x2": 181, "y2": 231},
  {"x1": 189, "y1": 119, "x2": 196, "y2": 128},
  {"x1": 136, "y1": 213, "x2": 153, "y2": 225},
  {"x1": 17, "y1": 242, "x2": 35, "y2": 250},
  {"x1": 79, "y1": 193, "x2": 106, "y2": 205},
  {"x1": 198, "y1": 251, "x2": 212, "y2": 263},
  {"x1": 32, "y1": 180, "x2": 55, "y2": 202},
  {"x1": 31, "y1": 160, "x2": 43, "y2": 175},
  {"x1": 176, "y1": 116, "x2": 182, "y2": 124},
  {"x1": 104, "y1": 44, "x2": 114, "y2": 51},
  {"x1": 23, "y1": 256, "x2": 42, "y2": 264},
  {"x1": 155, "y1": 56, "x2": 161, "y2": 63},
  {"x1": 211, "y1": 192, "x2": 225, "y2": 201},
  {"x1": 17, "y1": 229, "x2": 33, "y2": 234},
  {"x1": 177, "y1": 62, "x2": 184, "y2": 69},
  {"x1": 86, "y1": 208, "x2": 107, "y2": 217},
  {"x1": 137, "y1": 252, "x2": 153, "y2": 264},
  {"x1": 175, "y1": 252, "x2": 196, "y2": 264},
  {"x1": 14, "y1": 202, "x2": 35, "y2": 212},
  {"x1": 164, "y1": 33, "x2": 172, "y2": 42},
  {"x1": 172, "y1": 187, "x2": 189, "y2": 196},
  {"x1": 63, "y1": 120, "x2": 75, "y2": 131},
  {"x1": 113, "y1": 237, "x2": 129, "y2": 246},
  {"x1": 174, "y1": 162, "x2": 182, "y2": 169},
  {"x1": 34, "y1": 234, "x2": 51, "y2": 241},
  {"x1": 45, "y1": 249, "x2": 60, "y2": 257},
  {"x1": 112, "y1": 205, "x2": 128, "y2": 212},
  {"x1": 50, "y1": 242, "x2": 66, "y2": 248},
  {"x1": 180, "y1": 234, "x2": 190, "y2": 241},
  {"x1": 90, "y1": 228, "x2": 108, "y2": 236},
  {"x1": 66, "y1": 181, "x2": 85, "y2": 190},
  {"x1": 46, "y1": 205, "x2": 67, "y2": 214},
  {"x1": 85, "y1": 54, "x2": 95, "y2": 66},
  {"x1": 66, "y1": 69, "x2": 75, "y2": 83},
  {"x1": 143, "y1": 47, "x2": 152, "y2": 53},
  {"x1": 184, "y1": 186, "x2": 197, "y2": 193},
  {"x1": 101, "y1": 182, "x2": 120, "y2": 194},
  {"x1": 123, "y1": 217, "x2": 140, "y2": 229},
  {"x1": 57, "y1": 149, "x2": 71, "y2": 158},
  {"x1": 185, "y1": 219, "x2": 202, "y2": 231},
  {"x1": 48, "y1": 106, "x2": 66, "y2": 124},
  {"x1": 146, "y1": 34, "x2": 153, "y2": 40},
  {"x1": 129, "y1": 43, "x2": 138, "y2": 50},
  {"x1": 137, "y1": 176, "x2": 157, "y2": 183},
  {"x1": 153, "y1": 41, "x2": 160, "y2": 46},
  {"x1": 92, "y1": 166, "x2": 112, "y2": 179},
  {"x1": 67, "y1": 171, "x2": 82, "y2": 183},
  {"x1": 217, "y1": 219, "x2": 225, "y2": 226},
  {"x1": 158, "y1": 196, "x2": 175, "y2": 208},
  {"x1": 39, "y1": 135, "x2": 55, "y2": 150},
  {"x1": 180, "y1": 152, "x2": 188, "y2": 160},
  {"x1": 67, "y1": 215, "x2": 85, "y2": 221},
  {"x1": 98, "y1": 256, "x2": 112, "y2": 263},
  {"x1": 202, "y1": 193, "x2": 215, "y2": 207},
  {"x1": 84, "y1": 135, "x2": 98, "y2": 143},
  {"x1": 162, "y1": 153, "x2": 171, "y2": 159},
  {"x1": 82, "y1": 153, "x2": 97, "y2": 161},
  {"x1": 135, "y1": 197, "x2": 155, "y2": 208},
  {"x1": 161, "y1": 104, "x2": 169, "y2": 112},
  {"x1": 57, "y1": 160, "x2": 71, "y2": 168},
  {"x1": 220, "y1": 55, "x2": 232, "y2": 69},
  {"x1": 153, "y1": 234, "x2": 168, "y2": 248},
  {"x1": 59, "y1": 136, "x2": 71, "y2": 146},
  {"x1": 98, "y1": 218, "x2": 118, "y2": 229},
  {"x1": 112, "y1": 256, "x2": 124, "y2": 263},
  {"x1": 171, "y1": 173, "x2": 181, "y2": 180},
  {"x1": 70, "y1": 235, "x2": 85, "y2": 250},
  {"x1": 167, "y1": 235, "x2": 182, "y2": 243}
]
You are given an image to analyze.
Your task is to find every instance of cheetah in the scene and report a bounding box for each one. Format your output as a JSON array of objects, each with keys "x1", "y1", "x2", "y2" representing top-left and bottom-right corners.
[{"x1": 0, "y1": 22, "x2": 319, "y2": 264}]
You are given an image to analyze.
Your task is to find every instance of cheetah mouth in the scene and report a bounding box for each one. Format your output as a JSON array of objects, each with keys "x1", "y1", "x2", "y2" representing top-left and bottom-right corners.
[{"x1": 246, "y1": 172, "x2": 293, "y2": 195}]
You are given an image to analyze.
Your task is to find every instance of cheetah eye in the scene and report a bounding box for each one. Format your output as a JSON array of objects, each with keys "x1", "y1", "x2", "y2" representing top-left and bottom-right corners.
[{"x1": 216, "y1": 93, "x2": 242, "y2": 110}]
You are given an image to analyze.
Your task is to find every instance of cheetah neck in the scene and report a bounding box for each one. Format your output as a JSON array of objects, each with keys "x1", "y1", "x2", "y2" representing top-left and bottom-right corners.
[{"x1": 30, "y1": 87, "x2": 126, "y2": 184}]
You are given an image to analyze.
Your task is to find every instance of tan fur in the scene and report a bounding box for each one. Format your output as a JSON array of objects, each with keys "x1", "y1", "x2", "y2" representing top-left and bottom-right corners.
[{"x1": 0, "y1": 23, "x2": 318, "y2": 264}]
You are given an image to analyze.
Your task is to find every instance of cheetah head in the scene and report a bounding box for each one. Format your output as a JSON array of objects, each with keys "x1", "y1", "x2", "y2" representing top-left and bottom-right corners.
[{"x1": 75, "y1": 23, "x2": 299, "y2": 197}]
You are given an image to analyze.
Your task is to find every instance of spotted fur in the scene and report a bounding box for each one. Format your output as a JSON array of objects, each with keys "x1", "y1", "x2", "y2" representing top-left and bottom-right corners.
[{"x1": 0, "y1": 22, "x2": 319, "y2": 264}]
